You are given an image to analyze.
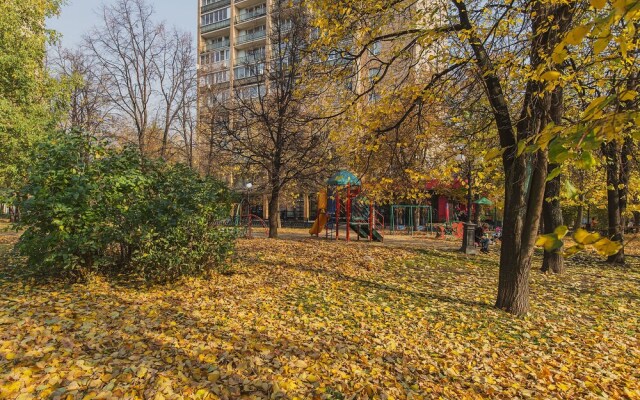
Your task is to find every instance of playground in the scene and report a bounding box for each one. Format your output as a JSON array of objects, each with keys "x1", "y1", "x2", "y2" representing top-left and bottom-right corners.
[{"x1": 235, "y1": 170, "x2": 501, "y2": 249}]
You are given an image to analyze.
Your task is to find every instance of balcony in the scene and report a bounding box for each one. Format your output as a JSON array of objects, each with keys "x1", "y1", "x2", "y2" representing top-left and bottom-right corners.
[
  {"x1": 235, "y1": 54, "x2": 265, "y2": 66},
  {"x1": 201, "y1": 60, "x2": 230, "y2": 71},
  {"x1": 234, "y1": 64, "x2": 265, "y2": 81},
  {"x1": 206, "y1": 39, "x2": 230, "y2": 51},
  {"x1": 201, "y1": 0, "x2": 230, "y2": 13},
  {"x1": 236, "y1": 9, "x2": 266, "y2": 24},
  {"x1": 234, "y1": 0, "x2": 263, "y2": 7},
  {"x1": 201, "y1": 19, "x2": 230, "y2": 34},
  {"x1": 236, "y1": 30, "x2": 266, "y2": 45}
]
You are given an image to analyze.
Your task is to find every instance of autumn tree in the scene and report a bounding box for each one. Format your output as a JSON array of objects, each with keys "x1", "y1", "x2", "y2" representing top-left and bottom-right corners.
[
  {"x1": 201, "y1": 1, "x2": 339, "y2": 238},
  {"x1": 84, "y1": 0, "x2": 196, "y2": 161},
  {"x1": 545, "y1": 7, "x2": 639, "y2": 264},
  {"x1": 309, "y1": 0, "x2": 640, "y2": 314},
  {"x1": 153, "y1": 28, "x2": 197, "y2": 160}
]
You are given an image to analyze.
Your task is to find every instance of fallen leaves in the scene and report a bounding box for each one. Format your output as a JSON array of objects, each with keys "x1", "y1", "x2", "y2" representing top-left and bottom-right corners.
[{"x1": 0, "y1": 234, "x2": 639, "y2": 399}]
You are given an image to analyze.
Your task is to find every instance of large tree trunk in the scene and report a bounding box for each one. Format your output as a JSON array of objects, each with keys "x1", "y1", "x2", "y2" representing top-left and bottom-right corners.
[
  {"x1": 496, "y1": 150, "x2": 549, "y2": 314},
  {"x1": 268, "y1": 187, "x2": 280, "y2": 239}
]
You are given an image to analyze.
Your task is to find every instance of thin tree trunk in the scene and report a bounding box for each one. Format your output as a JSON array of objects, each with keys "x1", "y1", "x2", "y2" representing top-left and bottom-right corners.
[
  {"x1": 542, "y1": 87, "x2": 565, "y2": 274},
  {"x1": 603, "y1": 141, "x2": 625, "y2": 264},
  {"x1": 574, "y1": 204, "x2": 584, "y2": 231},
  {"x1": 542, "y1": 169, "x2": 564, "y2": 273}
]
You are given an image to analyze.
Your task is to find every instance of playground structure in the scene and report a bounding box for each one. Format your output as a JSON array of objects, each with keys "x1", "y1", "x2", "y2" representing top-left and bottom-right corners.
[
  {"x1": 220, "y1": 201, "x2": 268, "y2": 238},
  {"x1": 309, "y1": 170, "x2": 385, "y2": 242},
  {"x1": 389, "y1": 204, "x2": 435, "y2": 234}
]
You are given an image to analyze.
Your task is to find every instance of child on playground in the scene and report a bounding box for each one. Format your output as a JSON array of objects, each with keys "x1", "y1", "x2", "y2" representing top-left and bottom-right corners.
[{"x1": 474, "y1": 223, "x2": 491, "y2": 253}]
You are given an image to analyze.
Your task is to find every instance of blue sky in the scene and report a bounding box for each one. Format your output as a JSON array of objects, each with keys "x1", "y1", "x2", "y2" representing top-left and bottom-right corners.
[{"x1": 47, "y1": 0, "x2": 197, "y2": 49}]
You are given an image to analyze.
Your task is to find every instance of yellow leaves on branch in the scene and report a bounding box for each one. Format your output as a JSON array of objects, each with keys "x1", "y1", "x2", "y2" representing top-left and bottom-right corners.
[
  {"x1": 536, "y1": 225, "x2": 568, "y2": 252},
  {"x1": 536, "y1": 226, "x2": 623, "y2": 257}
]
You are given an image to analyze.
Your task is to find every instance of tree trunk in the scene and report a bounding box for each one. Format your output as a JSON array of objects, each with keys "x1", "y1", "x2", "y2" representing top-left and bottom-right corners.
[
  {"x1": 574, "y1": 204, "x2": 583, "y2": 231},
  {"x1": 452, "y1": 0, "x2": 571, "y2": 315},
  {"x1": 496, "y1": 150, "x2": 549, "y2": 314},
  {"x1": 268, "y1": 187, "x2": 280, "y2": 239},
  {"x1": 603, "y1": 140, "x2": 625, "y2": 264},
  {"x1": 542, "y1": 86, "x2": 565, "y2": 274},
  {"x1": 542, "y1": 169, "x2": 564, "y2": 273}
]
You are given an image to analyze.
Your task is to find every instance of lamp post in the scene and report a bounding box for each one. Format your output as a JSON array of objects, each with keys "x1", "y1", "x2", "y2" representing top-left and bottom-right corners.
[
  {"x1": 457, "y1": 153, "x2": 477, "y2": 255},
  {"x1": 245, "y1": 182, "x2": 253, "y2": 238}
]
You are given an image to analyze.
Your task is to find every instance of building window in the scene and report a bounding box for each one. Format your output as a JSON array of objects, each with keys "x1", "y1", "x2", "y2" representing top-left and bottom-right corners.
[
  {"x1": 213, "y1": 70, "x2": 229, "y2": 83},
  {"x1": 368, "y1": 68, "x2": 380, "y2": 102},
  {"x1": 234, "y1": 63, "x2": 264, "y2": 79},
  {"x1": 202, "y1": 7, "x2": 229, "y2": 26},
  {"x1": 369, "y1": 41, "x2": 381, "y2": 56},
  {"x1": 245, "y1": 25, "x2": 265, "y2": 36},
  {"x1": 202, "y1": 70, "x2": 229, "y2": 85},
  {"x1": 213, "y1": 49, "x2": 229, "y2": 63},
  {"x1": 200, "y1": 49, "x2": 229, "y2": 66},
  {"x1": 208, "y1": 91, "x2": 230, "y2": 105},
  {"x1": 238, "y1": 85, "x2": 266, "y2": 99},
  {"x1": 369, "y1": 67, "x2": 380, "y2": 83}
]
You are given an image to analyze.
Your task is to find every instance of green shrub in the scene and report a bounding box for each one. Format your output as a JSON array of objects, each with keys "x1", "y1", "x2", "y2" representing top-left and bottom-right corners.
[{"x1": 15, "y1": 131, "x2": 235, "y2": 282}]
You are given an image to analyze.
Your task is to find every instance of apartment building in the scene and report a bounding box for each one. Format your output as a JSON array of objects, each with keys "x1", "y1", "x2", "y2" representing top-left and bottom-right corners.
[
  {"x1": 196, "y1": 0, "x2": 436, "y2": 222},
  {"x1": 197, "y1": 0, "x2": 296, "y2": 104}
]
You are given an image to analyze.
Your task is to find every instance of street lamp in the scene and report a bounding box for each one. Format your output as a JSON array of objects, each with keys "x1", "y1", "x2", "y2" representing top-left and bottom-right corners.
[
  {"x1": 457, "y1": 152, "x2": 477, "y2": 255},
  {"x1": 245, "y1": 182, "x2": 253, "y2": 238}
]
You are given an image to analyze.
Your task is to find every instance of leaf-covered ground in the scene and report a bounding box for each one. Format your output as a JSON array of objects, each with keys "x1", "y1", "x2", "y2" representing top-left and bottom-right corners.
[{"x1": 1, "y1": 230, "x2": 639, "y2": 399}]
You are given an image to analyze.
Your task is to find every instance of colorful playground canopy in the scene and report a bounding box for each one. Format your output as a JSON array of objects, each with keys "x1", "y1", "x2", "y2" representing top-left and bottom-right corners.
[
  {"x1": 327, "y1": 170, "x2": 361, "y2": 186},
  {"x1": 474, "y1": 197, "x2": 493, "y2": 206}
]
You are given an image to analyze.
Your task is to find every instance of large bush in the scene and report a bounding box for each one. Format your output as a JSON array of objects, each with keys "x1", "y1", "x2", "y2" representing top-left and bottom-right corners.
[{"x1": 15, "y1": 131, "x2": 235, "y2": 282}]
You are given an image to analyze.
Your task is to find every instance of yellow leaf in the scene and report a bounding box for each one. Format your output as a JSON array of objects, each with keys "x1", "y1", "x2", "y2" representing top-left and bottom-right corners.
[
  {"x1": 620, "y1": 90, "x2": 638, "y2": 101},
  {"x1": 566, "y1": 25, "x2": 590, "y2": 45},
  {"x1": 590, "y1": 0, "x2": 607, "y2": 9},
  {"x1": 563, "y1": 244, "x2": 584, "y2": 257},
  {"x1": 536, "y1": 234, "x2": 564, "y2": 252},
  {"x1": 207, "y1": 371, "x2": 220, "y2": 382},
  {"x1": 593, "y1": 37, "x2": 610, "y2": 55},
  {"x1": 593, "y1": 238, "x2": 622, "y2": 256},
  {"x1": 484, "y1": 147, "x2": 505, "y2": 162},
  {"x1": 553, "y1": 225, "x2": 569, "y2": 239},
  {"x1": 136, "y1": 366, "x2": 148, "y2": 379},
  {"x1": 573, "y1": 228, "x2": 601, "y2": 245},
  {"x1": 552, "y1": 45, "x2": 568, "y2": 64},
  {"x1": 541, "y1": 71, "x2": 561, "y2": 81}
]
